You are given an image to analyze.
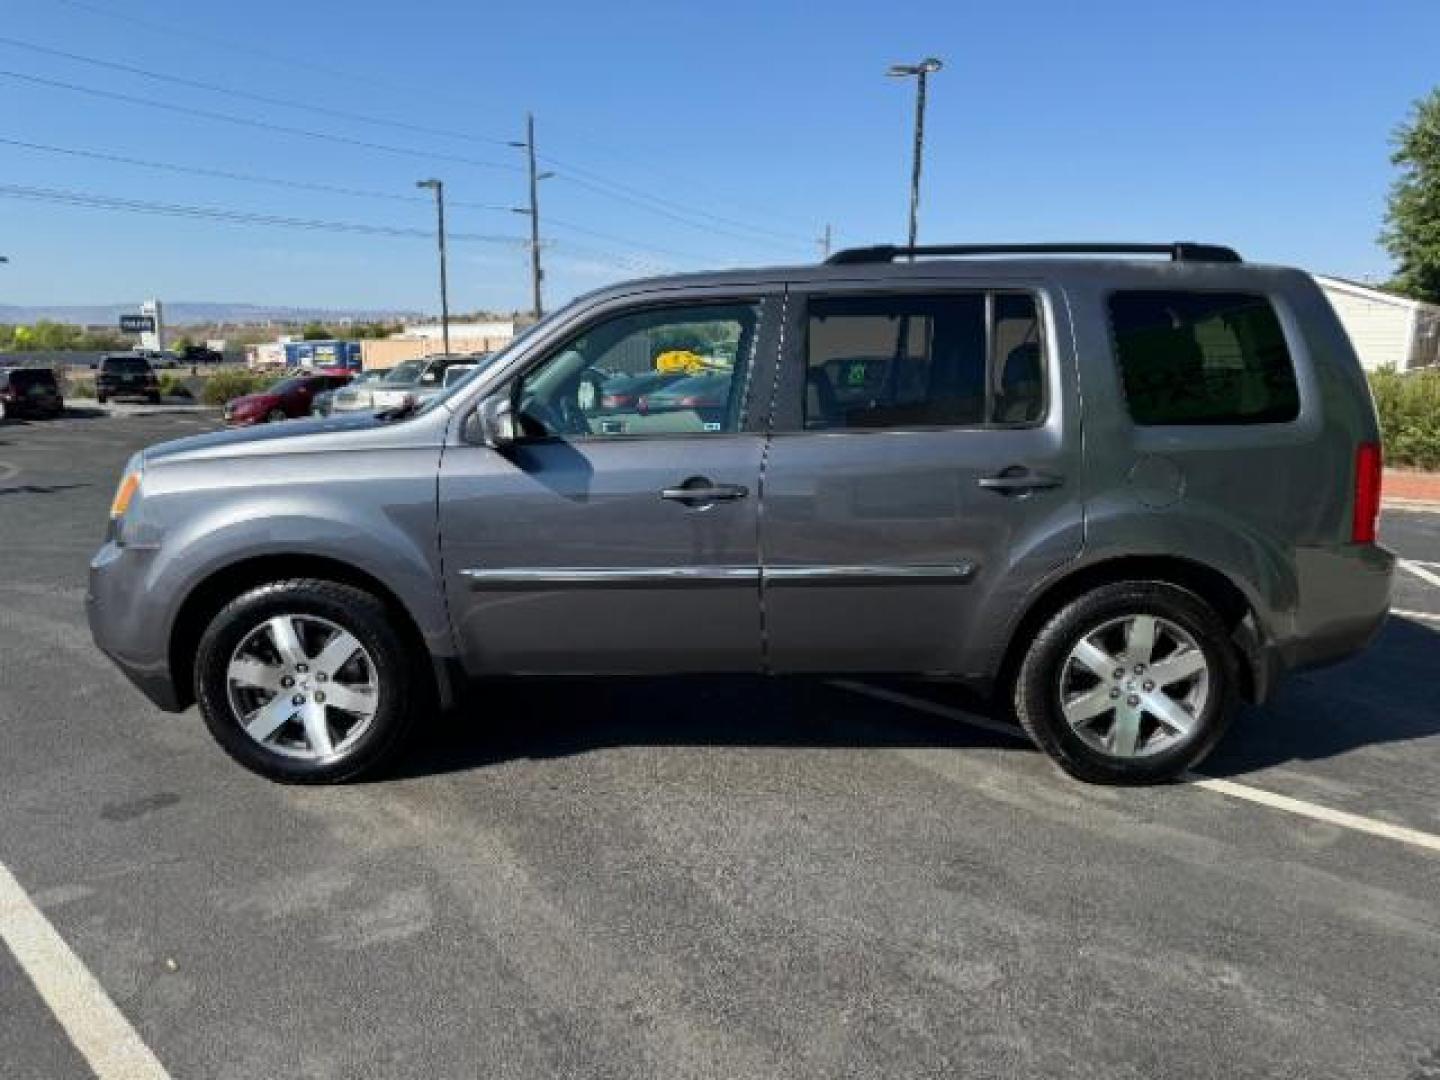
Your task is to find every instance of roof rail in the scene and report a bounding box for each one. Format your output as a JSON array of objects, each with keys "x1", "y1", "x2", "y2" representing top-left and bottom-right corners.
[{"x1": 824, "y1": 242, "x2": 1243, "y2": 266}]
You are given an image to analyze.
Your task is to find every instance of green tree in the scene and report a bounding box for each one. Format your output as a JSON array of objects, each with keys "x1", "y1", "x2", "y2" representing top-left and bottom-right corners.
[
  {"x1": 1382, "y1": 87, "x2": 1440, "y2": 303},
  {"x1": 300, "y1": 322, "x2": 333, "y2": 340}
]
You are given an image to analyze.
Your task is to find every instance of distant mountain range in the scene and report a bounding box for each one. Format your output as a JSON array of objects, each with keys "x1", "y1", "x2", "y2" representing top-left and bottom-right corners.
[{"x1": 0, "y1": 302, "x2": 425, "y2": 326}]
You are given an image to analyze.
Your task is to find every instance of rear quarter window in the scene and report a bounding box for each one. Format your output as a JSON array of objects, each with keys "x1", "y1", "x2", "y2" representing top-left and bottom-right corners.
[{"x1": 1108, "y1": 291, "x2": 1299, "y2": 425}]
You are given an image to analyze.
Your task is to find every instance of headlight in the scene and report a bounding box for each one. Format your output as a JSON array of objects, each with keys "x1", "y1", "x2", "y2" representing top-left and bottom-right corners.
[{"x1": 110, "y1": 455, "x2": 143, "y2": 519}]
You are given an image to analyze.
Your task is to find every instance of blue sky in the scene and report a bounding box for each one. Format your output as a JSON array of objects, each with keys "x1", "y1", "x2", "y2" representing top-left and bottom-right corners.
[{"x1": 2, "y1": 0, "x2": 1437, "y2": 314}]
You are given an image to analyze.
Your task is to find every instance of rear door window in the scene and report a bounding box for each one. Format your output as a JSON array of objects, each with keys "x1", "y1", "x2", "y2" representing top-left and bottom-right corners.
[
  {"x1": 1108, "y1": 291, "x2": 1299, "y2": 425},
  {"x1": 801, "y1": 292, "x2": 1044, "y2": 430}
]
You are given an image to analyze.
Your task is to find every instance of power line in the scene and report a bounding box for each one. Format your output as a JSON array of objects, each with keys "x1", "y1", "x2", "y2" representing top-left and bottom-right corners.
[
  {"x1": 0, "y1": 182, "x2": 679, "y2": 275},
  {"x1": 0, "y1": 33, "x2": 516, "y2": 150},
  {"x1": 0, "y1": 134, "x2": 715, "y2": 263},
  {"x1": 0, "y1": 183, "x2": 527, "y2": 244},
  {"x1": 542, "y1": 155, "x2": 814, "y2": 247},
  {"x1": 0, "y1": 69, "x2": 523, "y2": 173},
  {"x1": 46, "y1": 0, "x2": 497, "y2": 118},
  {"x1": 30, "y1": 5, "x2": 820, "y2": 247},
  {"x1": 0, "y1": 136, "x2": 514, "y2": 210}
]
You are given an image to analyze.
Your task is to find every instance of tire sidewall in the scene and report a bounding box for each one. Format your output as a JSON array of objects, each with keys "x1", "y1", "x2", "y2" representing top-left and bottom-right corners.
[
  {"x1": 1015, "y1": 582, "x2": 1239, "y2": 784},
  {"x1": 194, "y1": 581, "x2": 414, "y2": 782}
]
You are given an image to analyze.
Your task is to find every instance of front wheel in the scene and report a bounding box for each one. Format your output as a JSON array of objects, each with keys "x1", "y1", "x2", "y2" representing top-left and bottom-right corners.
[
  {"x1": 194, "y1": 579, "x2": 423, "y2": 782},
  {"x1": 1012, "y1": 581, "x2": 1239, "y2": 784},
  {"x1": 266, "y1": 408, "x2": 286, "y2": 423}
]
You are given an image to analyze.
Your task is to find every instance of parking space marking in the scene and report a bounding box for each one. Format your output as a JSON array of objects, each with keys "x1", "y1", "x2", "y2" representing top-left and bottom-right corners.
[
  {"x1": 1399, "y1": 560, "x2": 1440, "y2": 589},
  {"x1": 0, "y1": 861, "x2": 170, "y2": 1079},
  {"x1": 833, "y1": 680, "x2": 1440, "y2": 857},
  {"x1": 0, "y1": 461, "x2": 19, "y2": 483},
  {"x1": 1394, "y1": 608, "x2": 1440, "y2": 623}
]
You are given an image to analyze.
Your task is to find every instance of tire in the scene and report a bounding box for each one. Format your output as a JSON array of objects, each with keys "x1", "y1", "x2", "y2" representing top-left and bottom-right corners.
[
  {"x1": 267, "y1": 408, "x2": 286, "y2": 423},
  {"x1": 148, "y1": 392, "x2": 161, "y2": 404},
  {"x1": 96, "y1": 394, "x2": 107, "y2": 404},
  {"x1": 1012, "y1": 581, "x2": 1239, "y2": 784},
  {"x1": 194, "y1": 578, "x2": 423, "y2": 783}
]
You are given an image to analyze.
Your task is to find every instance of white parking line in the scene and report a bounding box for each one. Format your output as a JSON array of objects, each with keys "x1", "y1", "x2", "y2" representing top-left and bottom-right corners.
[
  {"x1": 0, "y1": 461, "x2": 19, "y2": 483},
  {"x1": 0, "y1": 861, "x2": 170, "y2": 1079},
  {"x1": 832, "y1": 681, "x2": 1440, "y2": 857},
  {"x1": 1399, "y1": 560, "x2": 1440, "y2": 589},
  {"x1": 1394, "y1": 608, "x2": 1440, "y2": 623}
]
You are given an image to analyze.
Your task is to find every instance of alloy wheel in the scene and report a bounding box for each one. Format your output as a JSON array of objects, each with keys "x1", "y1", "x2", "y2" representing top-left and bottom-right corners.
[
  {"x1": 225, "y1": 614, "x2": 379, "y2": 762},
  {"x1": 1058, "y1": 614, "x2": 1210, "y2": 759}
]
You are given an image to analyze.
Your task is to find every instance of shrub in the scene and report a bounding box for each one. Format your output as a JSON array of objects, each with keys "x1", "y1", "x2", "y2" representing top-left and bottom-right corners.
[
  {"x1": 1369, "y1": 367, "x2": 1440, "y2": 470},
  {"x1": 67, "y1": 378, "x2": 96, "y2": 399},
  {"x1": 201, "y1": 370, "x2": 267, "y2": 407},
  {"x1": 158, "y1": 374, "x2": 193, "y2": 399}
]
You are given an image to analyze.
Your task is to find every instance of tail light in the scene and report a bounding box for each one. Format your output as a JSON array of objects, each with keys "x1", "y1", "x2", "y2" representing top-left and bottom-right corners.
[{"x1": 1352, "y1": 441, "x2": 1382, "y2": 544}]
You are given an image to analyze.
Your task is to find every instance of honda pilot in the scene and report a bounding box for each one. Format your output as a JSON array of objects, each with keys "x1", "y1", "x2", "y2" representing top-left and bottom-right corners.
[{"x1": 88, "y1": 243, "x2": 1394, "y2": 784}]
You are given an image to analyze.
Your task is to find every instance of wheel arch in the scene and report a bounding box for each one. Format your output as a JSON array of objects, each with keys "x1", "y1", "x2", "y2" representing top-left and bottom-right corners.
[
  {"x1": 994, "y1": 554, "x2": 1269, "y2": 706},
  {"x1": 168, "y1": 553, "x2": 451, "y2": 711}
]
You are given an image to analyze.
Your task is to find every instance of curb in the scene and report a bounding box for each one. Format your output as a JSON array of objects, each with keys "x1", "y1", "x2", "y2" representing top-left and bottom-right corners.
[{"x1": 1383, "y1": 498, "x2": 1440, "y2": 514}]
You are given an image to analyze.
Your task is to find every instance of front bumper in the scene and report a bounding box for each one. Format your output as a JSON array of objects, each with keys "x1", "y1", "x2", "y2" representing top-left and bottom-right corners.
[{"x1": 87, "y1": 540, "x2": 187, "y2": 712}]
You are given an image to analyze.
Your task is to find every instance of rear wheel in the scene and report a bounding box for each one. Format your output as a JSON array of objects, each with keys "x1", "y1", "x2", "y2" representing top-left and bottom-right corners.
[
  {"x1": 266, "y1": 407, "x2": 286, "y2": 423},
  {"x1": 1012, "y1": 581, "x2": 1239, "y2": 784},
  {"x1": 194, "y1": 579, "x2": 422, "y2": 783}
]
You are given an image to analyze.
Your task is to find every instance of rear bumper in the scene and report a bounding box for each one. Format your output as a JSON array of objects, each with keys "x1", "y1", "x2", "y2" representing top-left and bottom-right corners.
[
  {"x1": 1281, "y1": 543, "x2": 1396, "y2": 672},
  {"x1": 87, "y1": 540, "x2": 186, "y2": 712}
]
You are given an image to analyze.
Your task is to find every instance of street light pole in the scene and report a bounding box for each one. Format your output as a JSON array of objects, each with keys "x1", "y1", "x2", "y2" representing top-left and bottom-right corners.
[
  {"x1": 416, "y1": 178, "x2": 450, "y2": 355},
  {"x1": 887, "y1": 57, "x2": 943, "y2": 250}
]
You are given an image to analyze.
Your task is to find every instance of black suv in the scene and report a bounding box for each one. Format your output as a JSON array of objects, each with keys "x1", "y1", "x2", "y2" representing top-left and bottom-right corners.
[
  {"x1": 96, "y1": 354, "x2": 161, "y2": 404},
  {"x1": 0, "y1": 366, "x2": 64, "y2": 420}
]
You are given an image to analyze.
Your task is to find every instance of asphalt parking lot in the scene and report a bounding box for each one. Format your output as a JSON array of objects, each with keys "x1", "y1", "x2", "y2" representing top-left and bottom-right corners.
[{"x1": 2, "y1": 411, "x2": 1439, "y2": 1079}]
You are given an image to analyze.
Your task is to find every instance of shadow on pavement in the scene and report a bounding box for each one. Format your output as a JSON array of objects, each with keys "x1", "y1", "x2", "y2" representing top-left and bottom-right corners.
[
  {"x1": 0, "y1": 483, "x2": 91, "y2": 496},
  {"x1": 1203, "y1": 616, "x2": 1440, "y2": 777},
  {"x1": 387, "y1": 676, "x2": 1024, "y2": 782},
  {"x1": 388, "y1": 617, "x2": 1440, "y2": 784}
]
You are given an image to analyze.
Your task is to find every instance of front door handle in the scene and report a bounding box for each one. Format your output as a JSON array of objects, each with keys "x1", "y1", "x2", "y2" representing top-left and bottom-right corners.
[
  {"x1": 977, "y1": 468, "x2": 1064, "y2": 494},
  {"x1": 660, "y1": 477, "x2": 749, "y2": 506}
]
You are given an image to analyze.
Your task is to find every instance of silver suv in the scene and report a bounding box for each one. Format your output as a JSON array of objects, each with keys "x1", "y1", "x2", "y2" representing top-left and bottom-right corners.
[{"x1": 88, "y1": 243, "x2": 1395, "y2": 784}]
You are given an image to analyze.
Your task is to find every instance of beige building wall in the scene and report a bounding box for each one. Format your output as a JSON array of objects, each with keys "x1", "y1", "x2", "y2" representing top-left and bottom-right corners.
[{"x1": 361, "y1": 333, "x2": 513, "y2": 370}]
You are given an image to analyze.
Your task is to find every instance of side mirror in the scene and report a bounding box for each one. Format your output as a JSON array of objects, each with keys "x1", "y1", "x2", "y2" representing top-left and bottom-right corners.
[{"x1": 472, "y1": 392, "x2": 517, "y2": 449}]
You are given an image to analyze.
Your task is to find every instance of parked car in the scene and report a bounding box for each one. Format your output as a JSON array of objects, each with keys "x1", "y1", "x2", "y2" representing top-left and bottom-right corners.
[
  {"x1": 179, "y1": 344, "x2": 225, "y2": 366},
  {"x1": 330, "y1": 355, "x2": 488, "y2": 415},
  {"x1": 636, "y1": 372, "x2": 733, "y2": 427},
  {"x1": 313, "y1": 370, "x2": 383, "y2": 418},
  {"x1": 223, "y1": 372, "x2": 352, "y2": 426},
  {"x1": 95, "y1": 353, "x2": 160, "y2": 404},
  {"x1": 0, "y1": 366, "x2": 64, "y2": 420},
  {"x1": 90, "y1": 241, "x2": 1394, "y2": 785},
  {"x1": 593, "y1": 370, "x2": 688, "y2": 413}
]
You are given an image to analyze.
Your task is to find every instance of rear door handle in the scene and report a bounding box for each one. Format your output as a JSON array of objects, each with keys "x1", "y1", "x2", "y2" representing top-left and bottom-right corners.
[{"x1": 977, "y1": 469, "x2": 1064, "y2": 493}]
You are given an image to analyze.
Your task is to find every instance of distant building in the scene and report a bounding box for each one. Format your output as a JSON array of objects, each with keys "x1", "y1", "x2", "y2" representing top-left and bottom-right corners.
[
  {"x1": 1314, "y1": 276, "x2": 1440, "y2": 373},
  {"x1": 361, "y1": 320, "x2": 516, "y2": 370}
]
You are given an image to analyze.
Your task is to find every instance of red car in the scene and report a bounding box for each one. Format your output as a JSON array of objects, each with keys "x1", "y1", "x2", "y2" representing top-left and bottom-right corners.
[{"x1": 224, "y1": 372, "x2": 352, "y2": 426}]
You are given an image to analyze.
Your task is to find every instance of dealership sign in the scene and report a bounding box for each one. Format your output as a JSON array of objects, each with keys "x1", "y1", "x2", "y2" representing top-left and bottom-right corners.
[{"x1": 119, "y1": 314, "x2": 156, "y2": 333}]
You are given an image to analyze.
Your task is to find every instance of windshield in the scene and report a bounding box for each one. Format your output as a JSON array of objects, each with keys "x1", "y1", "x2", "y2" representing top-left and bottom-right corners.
[
  {"x1": 382, "y1": 360, "x2": 426, "y2": 385},
  {"x1": 268, "y1": 377, "x2": 306, "y2": 394}
]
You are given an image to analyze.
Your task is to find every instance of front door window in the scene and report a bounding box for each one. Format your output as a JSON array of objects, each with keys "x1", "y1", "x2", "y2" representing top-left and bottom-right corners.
[{"x1": 514, "y1": 302, "x2": 759, "y2": 439}]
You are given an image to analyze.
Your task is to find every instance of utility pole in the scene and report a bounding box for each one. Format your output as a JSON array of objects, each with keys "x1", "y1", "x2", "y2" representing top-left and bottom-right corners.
[
  {"x1": 887, "y1": 58, "x2": 943, "y2": 250},
  {"x1": 415, "y1": 178, "x2": 450, "y2": 354},
  {"x1": 510, "y1": 114, "x2": 552, "y2": 320},
  {"x1": 816, "y1": 223, "x2": 832, "y2": 260}
]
